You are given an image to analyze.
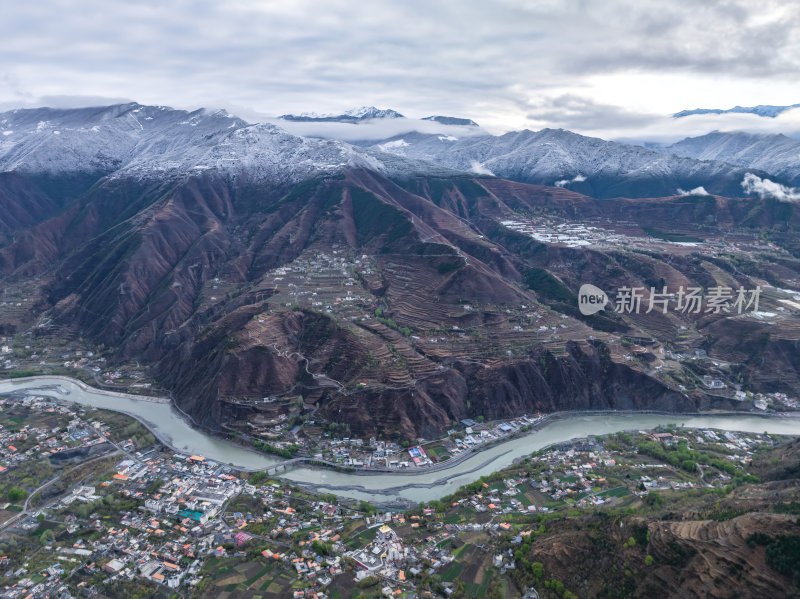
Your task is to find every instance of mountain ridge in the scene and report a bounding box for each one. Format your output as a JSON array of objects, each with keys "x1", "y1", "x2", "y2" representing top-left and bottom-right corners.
[
  {"x1": 279, "y1": 106, "x2": 405, "y2": 122},
  {"x1": 4, "y1": 102, "x2": 794, "y2": 200},
  {"x1": 362, "y1": 127, "x2": 776, "y2": 198},
  {"x1": 674, "y1": 104, "x2": 800, "y2": 118},
  {"x1": 663, "y1": 130, "x2": 800, "y2": 187}
]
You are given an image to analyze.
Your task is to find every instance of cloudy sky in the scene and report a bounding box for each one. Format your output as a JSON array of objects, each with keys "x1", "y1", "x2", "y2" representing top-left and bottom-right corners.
[{"x1": 3, "y1": 0, "x2": 800, "y2": 140}]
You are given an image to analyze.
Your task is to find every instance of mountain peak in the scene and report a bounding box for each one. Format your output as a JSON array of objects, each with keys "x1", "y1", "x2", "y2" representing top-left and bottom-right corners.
[
  {"x1": 342, "y1": 106, "x2": 404, "y2": 119},
  {"x1": 279, "y1": 106, "x2": 405, "y2": 123}
]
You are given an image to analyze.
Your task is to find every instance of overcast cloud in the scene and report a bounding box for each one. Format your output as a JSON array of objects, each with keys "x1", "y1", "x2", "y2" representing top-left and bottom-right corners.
[{"x1": 2, "y1": 0, "x2": 800, "y2": 140}]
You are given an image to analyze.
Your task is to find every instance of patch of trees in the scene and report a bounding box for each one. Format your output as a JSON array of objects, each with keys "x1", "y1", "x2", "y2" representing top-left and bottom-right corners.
[
  {"x1": 249, "y1": 471, "x2": 268, "y2": 485},
  {"x1": 7, "y1": 486, "x2": 27, "y2": 504},
  {"x1": 637, "y1": 439, "x2": 760, "y2": 485},
  {"x1": 358, "y1": 501, "x2": 377, "y2": 515},
  {"x1": 748, "y1": 533, "x2": 800, "y2": 584},
  {"x1": 250, "y1": 439, "x2": 298, "y2": 458}
]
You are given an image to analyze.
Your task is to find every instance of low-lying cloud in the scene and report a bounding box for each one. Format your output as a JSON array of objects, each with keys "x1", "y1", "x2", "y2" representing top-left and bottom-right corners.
[
  {"x1": 741, "y1": 172, "x2": 800, "y2": 201},
  {"x1": 555, "y1": 174, "x2": 587, "y2": 187},
  {"x1": 469, "y1": 160, "x2": 495, "y2": 176},
  {"x1": 677, "y1": 186, "x2": 710, "y2": 196},
  {"x1": 264, "y1": 116, "x2": 484, "y2": 142}
]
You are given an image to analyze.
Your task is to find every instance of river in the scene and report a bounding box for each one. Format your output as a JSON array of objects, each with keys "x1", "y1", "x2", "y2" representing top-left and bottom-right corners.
[{"x1": 1, "y1": 376, "x2": 798, "y2": 505}]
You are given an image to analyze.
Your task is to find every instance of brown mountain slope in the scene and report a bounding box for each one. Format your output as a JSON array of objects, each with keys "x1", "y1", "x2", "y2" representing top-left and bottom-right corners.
[{"x1": 0, "y1": 169, "x2": 798, "y2": 439}]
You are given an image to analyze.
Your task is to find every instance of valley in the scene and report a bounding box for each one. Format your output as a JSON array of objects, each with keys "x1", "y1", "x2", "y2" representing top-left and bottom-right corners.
[
  {"x1": 0, "y1": 384, "x2": 799, "y2": 598},
  {"x1": 5, "y1": 1, "x2": 800, "y2": 596},
  {"x1": 0, "y1": 103, "x2": 798, "y2": 452}
]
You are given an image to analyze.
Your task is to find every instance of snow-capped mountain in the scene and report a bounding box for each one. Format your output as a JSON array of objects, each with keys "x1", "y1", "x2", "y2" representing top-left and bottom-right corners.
[
  {"x1": 0, "y1": 103, "x2": 247, "y2": 176},
  {"x1": 662, "y1": 131, "x2": 800, "y2": 186},
  {"x1": 0, "y1": 103, "x2": 459, "y2": 184},
  {"x1": 279, "y1": 106, "x2": 405, "y2": 122},
  {"x1": 363, "y1": 128, "x2": 768, "y2": 198},
  {"x1": 674, "y1": 104, "x2": 800, "y2": 119},
  {"x1": 1, "y1": 102, "x2": 792, "y2": 199}
]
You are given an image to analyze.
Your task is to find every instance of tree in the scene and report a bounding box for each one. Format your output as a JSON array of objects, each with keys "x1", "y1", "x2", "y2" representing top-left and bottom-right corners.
[
  {"x1": 356, "y1": 575, "x2": 380, "y2": 589},
  {"x1": 531, "y1": 561, "x2": 544, "y2": 580},
  {"x1": 487, "y1": 577, "x2": 504, "y2": 599},
  {"x1": 546, "y1": 579, "x2": 565, "y2": 595},
  {"x1": 451, "y1": 580, "x2": 466, "y2": 599},
  {"x1": 249, "y1": 471, "x2": 267, "y2": 485},
  {"x1": 40, "y1": 529, "x2": 55, "y2": 545},
  {"x1": 359, "y1": 501, "x2": 377, "y2": 515},
  {"x1": 75, "y1": 503, "x2": 92, "y2": 519},
  {"x1": 644, "y1": 492, "x2": 664, "y2": 508},
  {"x1": 7, "y1": 487, "x2": 27, "y2": 504},
  {"x1": 312, "y1": 540, "x2": 332, "y2": 555}
]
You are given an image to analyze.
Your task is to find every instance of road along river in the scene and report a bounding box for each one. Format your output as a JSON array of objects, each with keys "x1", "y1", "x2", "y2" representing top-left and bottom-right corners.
[{"x1": 1, "y1": 376, "x2": 798, "y2": 505}]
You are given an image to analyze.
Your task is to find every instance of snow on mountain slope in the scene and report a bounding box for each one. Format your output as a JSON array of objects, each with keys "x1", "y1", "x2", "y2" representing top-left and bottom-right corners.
[
  {"x1": 674, "y1": 104, "x2": 800, "y2": 119},
  {"x1": 115, "y1": 123, "x2": 392, "y2": 183},
  {"x1": 366, "y1": 128, "x2": 764, "y2": 198},
  {"x1": 0, "y1": 103, "x2": 247, "y2": 176},
  {"x1": 2, "y1": 102, "x2": 791, "y2": 198},
  {"x1": 279, "y1": 106, "x2": 405, "y2": 122},
  {"x1": 664, "y1": 131, "x2": 800, "y2": 186},
  {"x1": 0, "y1": 103, "x2": 460, "y2": 184}
]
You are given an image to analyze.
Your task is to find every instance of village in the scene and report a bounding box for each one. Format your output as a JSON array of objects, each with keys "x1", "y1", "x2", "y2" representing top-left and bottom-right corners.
[
  {"x1": 301, "y1": 415, "x2": 545, "y2": 471},
  {"x1": 498, "y1": 215, "x2": 784, "y2": 258},
  {"x1": 0, "y1": 388, "x2": 784, "y2": 599}
]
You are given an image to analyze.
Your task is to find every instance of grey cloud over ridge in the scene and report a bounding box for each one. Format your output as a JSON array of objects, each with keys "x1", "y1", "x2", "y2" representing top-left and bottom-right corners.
[{"x1": 525, "y1": 95, "x2": 664, "y2": 130}]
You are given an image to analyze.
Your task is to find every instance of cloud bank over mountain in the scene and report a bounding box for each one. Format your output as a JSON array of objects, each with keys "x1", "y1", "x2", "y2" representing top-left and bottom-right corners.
[{"x1": 3, "y1": 0, "x2": 800, "y2": 139}]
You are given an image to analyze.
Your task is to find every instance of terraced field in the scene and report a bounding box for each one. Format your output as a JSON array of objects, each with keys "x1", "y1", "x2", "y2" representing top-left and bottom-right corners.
[{"x1": 200, "y1": 557, "x2": 299, "y2": 599}]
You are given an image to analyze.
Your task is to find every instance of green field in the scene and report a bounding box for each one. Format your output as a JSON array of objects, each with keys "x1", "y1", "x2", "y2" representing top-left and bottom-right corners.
[
  {"x1": 642, "y1": 226, "x2": 704, "y2": 243},
  {"x1": 200, "y1": 557, "x2": 295, "y2": 599},
  {"x1": 596, "y1": 486, "x2": 630, "y2": 499},
  {"x1": 441, "y1": 560, "x2": 465, "y2": 582},
  {"x1": 427, "y1": 445, "x2": 450, "y2": 460},
  {"x1": 343, "y1": 526, "x2": 376, "y2": 549}
]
